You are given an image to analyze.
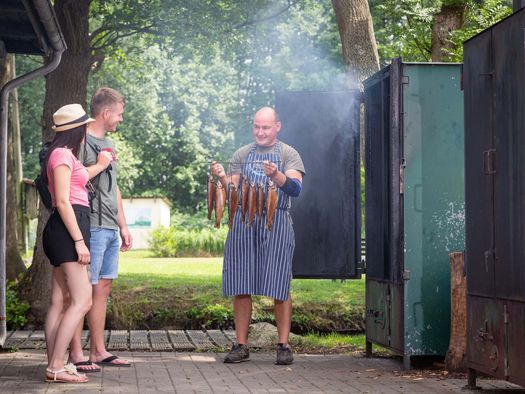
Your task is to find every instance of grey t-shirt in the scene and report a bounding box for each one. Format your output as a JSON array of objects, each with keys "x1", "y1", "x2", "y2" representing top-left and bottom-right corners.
[
  {"x1": 79, "y1": 134, "x2": 119, "y2": 230},
  {"x1": 228, "y1": 141, "x2": 306, "y2": 176}
]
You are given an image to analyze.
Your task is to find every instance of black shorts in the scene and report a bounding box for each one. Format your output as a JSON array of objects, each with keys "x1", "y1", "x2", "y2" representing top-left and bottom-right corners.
[{"x1": 43, "y1": 205, "x2": 91, "y2": 267}]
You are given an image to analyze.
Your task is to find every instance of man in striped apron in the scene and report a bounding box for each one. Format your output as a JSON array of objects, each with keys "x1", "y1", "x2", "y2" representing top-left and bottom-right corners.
[{"x1": 211, "y1": 107, "x2": 305, "y2": 365}]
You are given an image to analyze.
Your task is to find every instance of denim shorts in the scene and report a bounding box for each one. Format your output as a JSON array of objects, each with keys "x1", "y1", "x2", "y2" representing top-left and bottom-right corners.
[{"x1": 89, "y1": 228, "x2": 119, "y2": 284}]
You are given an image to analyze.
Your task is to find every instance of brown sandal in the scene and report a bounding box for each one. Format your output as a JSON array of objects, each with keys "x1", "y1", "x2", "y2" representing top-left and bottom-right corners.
[{"x1": 45, "y1": 363, "x2": 88, "y2": 383}]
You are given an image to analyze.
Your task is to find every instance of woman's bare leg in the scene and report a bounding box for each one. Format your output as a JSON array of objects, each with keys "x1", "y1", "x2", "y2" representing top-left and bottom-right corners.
[
  {"x1": 46, "y1": 263, "x2": 91, "y2": 381},
  {"x1": 44, "y1": 268, "x2": 68, "y2": 361}
]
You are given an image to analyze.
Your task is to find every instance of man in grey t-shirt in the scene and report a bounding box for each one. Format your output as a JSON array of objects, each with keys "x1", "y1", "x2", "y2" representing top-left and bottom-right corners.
[
  {"x1": 211, "y1": 107, "x2": 305, "y2": 366},
  {"x1": 68, "y1": 87, "x2": 133, "y2": 370}
]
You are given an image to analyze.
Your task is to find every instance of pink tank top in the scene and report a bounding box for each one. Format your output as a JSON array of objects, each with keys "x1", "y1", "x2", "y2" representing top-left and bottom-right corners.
[{"x1": 46, "y1": 147, "x2": 89, "y2": 207}]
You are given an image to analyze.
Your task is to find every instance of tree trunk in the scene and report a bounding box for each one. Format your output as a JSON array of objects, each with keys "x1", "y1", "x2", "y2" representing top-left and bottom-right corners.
[
  {"x1": 331, "y1": 0, "x2": 380, "y2": 88},
  {"x1": 431, "y1": 3, "x2": 466, "y2": 62},
  {"x1": 20, "y1": 0, "x2": 93, "y2": 325},
  {"x1": 445, "y1": 251, "x2": 467, "y2": 371},
  {"x1": 0, "y1": 54, "x2": 26, "y2": 280}
]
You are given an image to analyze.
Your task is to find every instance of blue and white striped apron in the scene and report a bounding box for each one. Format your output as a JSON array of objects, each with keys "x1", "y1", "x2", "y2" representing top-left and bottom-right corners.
[{"x1": 222, "y1": 141, "x2": 295, "y2": 301}]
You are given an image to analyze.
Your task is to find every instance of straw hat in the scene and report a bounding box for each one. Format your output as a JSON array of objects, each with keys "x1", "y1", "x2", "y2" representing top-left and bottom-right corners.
[{"x1": 52, "y1": 104, "x2": 95, "y2": 132}]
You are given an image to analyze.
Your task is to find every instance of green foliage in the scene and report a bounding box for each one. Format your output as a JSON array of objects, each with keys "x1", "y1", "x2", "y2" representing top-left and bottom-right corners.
[
  {"x1": 17, "y1": 2, "x2": 342, "y2": 212},
  {"x1": 148, "y1": 226, "x2": 227, "y2": 257},
  {"x1": 370, "y1": 0, "x2": 511, "y2": 64},
  {"x1": 87, "y1": 2, "x2": 341, "y2": 210},
  {"x1": 16, "y1": 56, "x2": 45, "y2": 179},
  {"x1": 186, "y1": 304, "x2": 234, "y2": 329},
  {"x1": 447, "y1": 0, "x2": 512, "y2": 61},
  {"x1": 170, "y1": 209, "x2": 211, "y2": 230},
  {"x1": 6, "y1": 281, "x2": 30, "y2": 330},
  {"x1": 371, "y1": 0, "x2": 439, "y2": 62}
]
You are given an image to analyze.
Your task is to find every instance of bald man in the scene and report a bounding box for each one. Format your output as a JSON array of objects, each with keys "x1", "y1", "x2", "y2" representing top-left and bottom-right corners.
[{"x1": 211, "y1": 107, "x2": 305, "y2": 365}]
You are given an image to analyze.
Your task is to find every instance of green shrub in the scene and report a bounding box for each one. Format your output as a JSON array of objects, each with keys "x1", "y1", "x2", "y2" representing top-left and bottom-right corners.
[
  {"x1": 186, "y1": 304, "x2": 233, "y2": 329},
  {"x1": 6, "y1": 281, "x2": 29, "y2": 330},
  {"x1": 149, "y1": 226, "x2": 227, "y2": 257},
  {"x1": 170, "y1": 209, "x2": 210, "y2": 230}
]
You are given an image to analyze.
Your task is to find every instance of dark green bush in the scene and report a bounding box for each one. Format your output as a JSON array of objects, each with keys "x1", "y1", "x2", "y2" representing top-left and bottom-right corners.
[
  {"x1": 186, "y1": 303, "x2": 233, "y2": 329},
  {"x1": 6, "y1": 281, "x2": 29, "y2": 330}
]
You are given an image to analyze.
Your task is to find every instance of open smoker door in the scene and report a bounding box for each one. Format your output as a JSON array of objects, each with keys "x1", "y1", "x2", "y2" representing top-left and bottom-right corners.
[
  {"x1": 276, "y1": 90, "x2": 362, "y2": 279},
  {"x1": 363, "y1": 60, "x2": 404, "y2": 355}
]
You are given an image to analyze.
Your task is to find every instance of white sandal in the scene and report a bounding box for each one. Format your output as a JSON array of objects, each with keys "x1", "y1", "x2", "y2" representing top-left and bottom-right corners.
[{"x1": 45, "y1": 363, "x2": 88, "y2": 383}]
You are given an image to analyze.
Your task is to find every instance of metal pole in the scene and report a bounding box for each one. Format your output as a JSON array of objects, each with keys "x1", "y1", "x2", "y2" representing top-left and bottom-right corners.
[
  {"x1": 10, "y1": 55, "x2": 27, "y2": 254},
  {"x1": 0, "y1": 49, "x2": 62, "y2": 346}
]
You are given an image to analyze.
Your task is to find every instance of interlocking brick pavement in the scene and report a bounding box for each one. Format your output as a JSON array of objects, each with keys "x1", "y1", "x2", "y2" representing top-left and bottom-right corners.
[{"x1": 1, "y1": 349, "x2": 524, "y2": 393}]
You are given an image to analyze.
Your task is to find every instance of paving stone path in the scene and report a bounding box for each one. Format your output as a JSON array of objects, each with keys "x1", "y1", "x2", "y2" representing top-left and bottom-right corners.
[
  {"x1": 1, "y1": 330, "x2": 524, "y2": 393},
  {"x1": 2, "y1": 329, "x2": 233, "y2": 352}
]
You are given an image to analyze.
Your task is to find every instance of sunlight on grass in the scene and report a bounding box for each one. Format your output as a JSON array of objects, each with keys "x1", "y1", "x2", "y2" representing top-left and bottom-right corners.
[
  {"x1": 114, "y1": 250, "x2": 365, "y2": 332},
  {"x1": 301, "y1": 333, "x2": 366, "y2": 351},
  {"x1": 118, "y1": 251, "x2": 222, "y2": 287},
  {"x1": 118, "y1": 250, "x2": 365, "y2": 303}
]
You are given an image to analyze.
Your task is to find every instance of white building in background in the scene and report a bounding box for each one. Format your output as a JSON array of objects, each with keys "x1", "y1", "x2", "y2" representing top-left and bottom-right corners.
[{"x1": 122, "y1": 197, "x2": 171, "y2": 249}]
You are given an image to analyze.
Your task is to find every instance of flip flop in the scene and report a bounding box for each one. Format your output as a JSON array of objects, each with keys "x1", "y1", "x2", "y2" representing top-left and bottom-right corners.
[
  {"x1": 45, "y1": 363, "x2": 89, "y2": 383},
  {"x1": 73, "y1": 360, "x2": 101, "y2": 373},
  {"x1": 93, "y1": 355, "x2": 131, "y2": 367}
]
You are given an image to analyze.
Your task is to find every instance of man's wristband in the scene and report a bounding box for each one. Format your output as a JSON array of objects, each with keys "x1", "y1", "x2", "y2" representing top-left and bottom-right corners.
[
  {"x1": 74, "y1": 238, "x2": 83, "y2": 243},
  {"x1": 280, "y1": 176, "x2": 302, "y2": 197}
]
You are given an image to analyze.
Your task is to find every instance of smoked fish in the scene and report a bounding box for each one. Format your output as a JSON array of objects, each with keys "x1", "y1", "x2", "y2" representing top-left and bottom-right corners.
[
  {"x1": 207, "y1": 175, "x2": 215, "y2": 220},
  {"x1": 247, "y1": 182, "x2": 257, "y2": 226},
  {"x1": 257, "y1": 182, "x2": 265, "y2": 219},
  {"x1": 228, "y1": 183, "x2": 238, "y2": 228},
  {"x1": 215, "y1": 181, "x2": 226, "y2": 228},
  {"x1": 266, "y1": 180, "x2": 278, "y2": 231},
  {"x1": 241, "y1": 175, "x2": 249, "y2": 222}
]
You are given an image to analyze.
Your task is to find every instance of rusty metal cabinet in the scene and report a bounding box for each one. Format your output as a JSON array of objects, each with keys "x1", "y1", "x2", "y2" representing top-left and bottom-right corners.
[
  {"x1": 364, "y1": 59, "x2": 465, "y2": 368},
  {"x1": 464, "y1": 8, "x2": 525, "y2": 387}
]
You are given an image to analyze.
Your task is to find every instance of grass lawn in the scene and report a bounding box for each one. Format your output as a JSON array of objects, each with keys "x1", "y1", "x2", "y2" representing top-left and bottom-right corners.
[{"x1": 111, "y1": 250, "x2": 365, "y2": 337}]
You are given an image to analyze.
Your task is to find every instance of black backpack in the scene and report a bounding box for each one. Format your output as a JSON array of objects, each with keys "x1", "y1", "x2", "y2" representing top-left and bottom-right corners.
[
  {"x1": 34, "y1": 143, "x2": 53, "y2": 210},
  {"x1": 34, "y1": 142, "x2": 97, "y2": 211}
]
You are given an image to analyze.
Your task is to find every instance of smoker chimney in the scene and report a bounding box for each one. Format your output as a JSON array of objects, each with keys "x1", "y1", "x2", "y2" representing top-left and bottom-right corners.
[{"x1": 514, "y1": 0, "x2": 525, "y2": 12}]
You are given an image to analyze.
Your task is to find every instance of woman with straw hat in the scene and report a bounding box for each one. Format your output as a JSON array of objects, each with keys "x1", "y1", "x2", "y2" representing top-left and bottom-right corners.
[{"x1": 41, "y1": 103, "x2": 109, "y2": 383}]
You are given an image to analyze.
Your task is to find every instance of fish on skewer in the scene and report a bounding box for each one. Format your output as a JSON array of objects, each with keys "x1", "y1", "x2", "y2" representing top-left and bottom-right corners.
[
  {"x1": 241, "y1": 175, "x2": 249, "y2": 222},
  {"x1": 215, "y1": 181, "x2": 227, "y2": 228},
  {"x1": 265, "y1": 180, "x2": 278, "y2": 231},
  {"x1": 228, "y1": 183, "x2": 238, "y2": 228},
  {"x1": 207, "y1": 175, "x2": 216, "y2": 220},
  {"x1": 257, "y1": 182, "x2": 265, "y2": 219},
  {"x1": 247, "y1": 181, "x2": 257, "y2": 226}
]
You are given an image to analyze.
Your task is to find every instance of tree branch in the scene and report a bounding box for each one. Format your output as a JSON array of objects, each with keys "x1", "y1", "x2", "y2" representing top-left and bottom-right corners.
[
  {"x1": 91, "y1": 23, "x2": 157, "y2": 49},
  {"x1": 235, "y1": 0, "x2": 292, "y2": 29},
  {"x1": 406, "y1": 14, "x2": 431, "y2": 59}
]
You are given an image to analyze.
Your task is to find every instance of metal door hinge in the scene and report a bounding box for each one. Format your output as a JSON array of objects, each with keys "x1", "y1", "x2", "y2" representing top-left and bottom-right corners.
[
  {"x1": 403, "y1": 270, "x2": 411, "y2": 280},
  {"x1": 357, "y1": 258, "x2": 366, "y2": 274},
  {"x1": 483, "y1": 149, "x2": 496, "y2": 175},
  {"x1": 478, "y1": 320, "x2": 493, "y2": 341},
  {"x1": 400, "y1": 160, "x2": 406, "y2": 194},
  {"x1": 484, "y1": 250, "x2": 495, "y2": 273},
  {"x1": 401, "y1": 76, "x2": 409, "y2": 84}
]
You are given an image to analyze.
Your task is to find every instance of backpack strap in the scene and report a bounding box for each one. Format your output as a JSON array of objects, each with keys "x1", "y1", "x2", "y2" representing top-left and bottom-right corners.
[
  {"x1": 85, "y1": 140, "x2": 113, "y2": 192},
  {"x1": 84, "y1": 140, "x2": 111, "y2": 227}
]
